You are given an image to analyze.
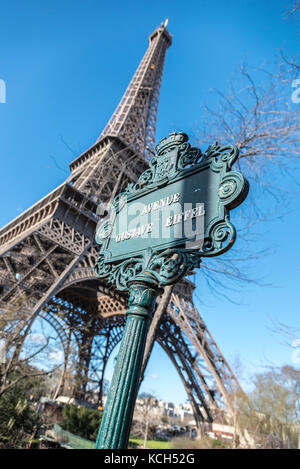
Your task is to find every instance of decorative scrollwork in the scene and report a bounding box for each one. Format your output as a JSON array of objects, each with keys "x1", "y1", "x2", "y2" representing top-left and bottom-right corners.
[
  {"x1": 202, "y1": 142, "x2": 239, "y2": 170},
  {"x1": 118, "y1": 132, "x2": 242, "y2": 200},
  {"x1": 177, "y1": 145, "x2": 202, "y2": 169},
  {"x1": 95, "y1": 247, "x2": 202, "y2": 291},
  {"x1": 202, "y1": 217, "x2": 236, "y2": 257},
  {"x1": 218, "y1": 172, "x2": 249, "y2": 210},
  {"x1": 219, "y1": 179, "x2": 237, "y2": 199},
  {"x1": 95, "y1": 220, "x2": 113, "y2": 245}
]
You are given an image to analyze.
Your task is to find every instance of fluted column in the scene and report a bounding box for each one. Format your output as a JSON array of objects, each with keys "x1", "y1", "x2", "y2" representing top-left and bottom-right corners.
[{"x1": 95, "y1": 281, "x2": 159, "y2": 449}]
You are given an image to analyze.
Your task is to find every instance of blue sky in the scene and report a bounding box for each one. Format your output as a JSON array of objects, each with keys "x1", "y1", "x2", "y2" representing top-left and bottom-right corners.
[{"x1": 1, "y1": 0, "x2": 299, "y2": 405}]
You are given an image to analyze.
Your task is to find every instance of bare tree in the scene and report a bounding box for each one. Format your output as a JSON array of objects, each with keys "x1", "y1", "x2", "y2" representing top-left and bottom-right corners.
[
  {"x1": 0, "y1": 296, "x2": 62, "y2": 397},
  {"x1": 285, "y1": 1, "x2": 300, "y2": 19},
  {"x1": 192, "y1": 50, "x2": 300, "y2": 296},
  {"x1": 199, "y1": 60, "x2": 299, "y2": 207},
  {"x1": 131, "y1": 393, "x2": 160, "y2": 447},
  {"x1": 281, "y1": 1, "x2": 300, "y2": 73}
]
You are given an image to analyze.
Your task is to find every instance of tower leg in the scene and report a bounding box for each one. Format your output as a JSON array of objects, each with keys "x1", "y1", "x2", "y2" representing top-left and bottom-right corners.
[
  {"x1": 139, "y1": 285, "x2": 173, "y2": 383},
  {"x1": 53, "y1": 331, "x2": 71, "y2": 400}
]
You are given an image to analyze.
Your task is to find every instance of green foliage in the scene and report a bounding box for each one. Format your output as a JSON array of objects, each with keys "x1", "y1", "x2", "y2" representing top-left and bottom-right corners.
[
  {"x1": 129, "y1": 438, "x2": 171, "y2": 449},
  {"x1": 0, "y1": 384, "x2": 41, "y2": 448},
  {"x1": 62, "y1": 405, "x2": 102, "y2": 441}
]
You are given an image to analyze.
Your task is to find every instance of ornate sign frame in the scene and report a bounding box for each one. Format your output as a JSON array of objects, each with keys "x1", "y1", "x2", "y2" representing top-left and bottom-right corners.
[{"x1": 95, "y1": 132, "x2": 249, "y2": 291}]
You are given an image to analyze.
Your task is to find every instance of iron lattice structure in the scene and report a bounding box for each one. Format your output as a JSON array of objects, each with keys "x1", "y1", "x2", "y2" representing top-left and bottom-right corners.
[{"x1": 0, "y1": 23, "x2": 240, "y2": 429}]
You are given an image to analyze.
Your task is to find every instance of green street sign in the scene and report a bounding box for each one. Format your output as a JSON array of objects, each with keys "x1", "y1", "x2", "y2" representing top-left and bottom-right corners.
[
  {"x1": 94, "y1": 132, "x2": 249, "y2": 449},
  {"x1": 95, "y1": 132, "x2": 248, "y2": 291}
]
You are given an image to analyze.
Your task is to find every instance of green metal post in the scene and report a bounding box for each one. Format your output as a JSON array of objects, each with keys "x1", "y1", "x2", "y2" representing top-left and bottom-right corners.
[{"x1": 95, "y1": 281, "x2": 159, "y2": 449}]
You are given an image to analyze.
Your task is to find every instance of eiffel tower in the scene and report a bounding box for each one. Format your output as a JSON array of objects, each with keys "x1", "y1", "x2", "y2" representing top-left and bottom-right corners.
[{"x1": 0, "y1": 22, "x2": 240, "y2": 429}]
